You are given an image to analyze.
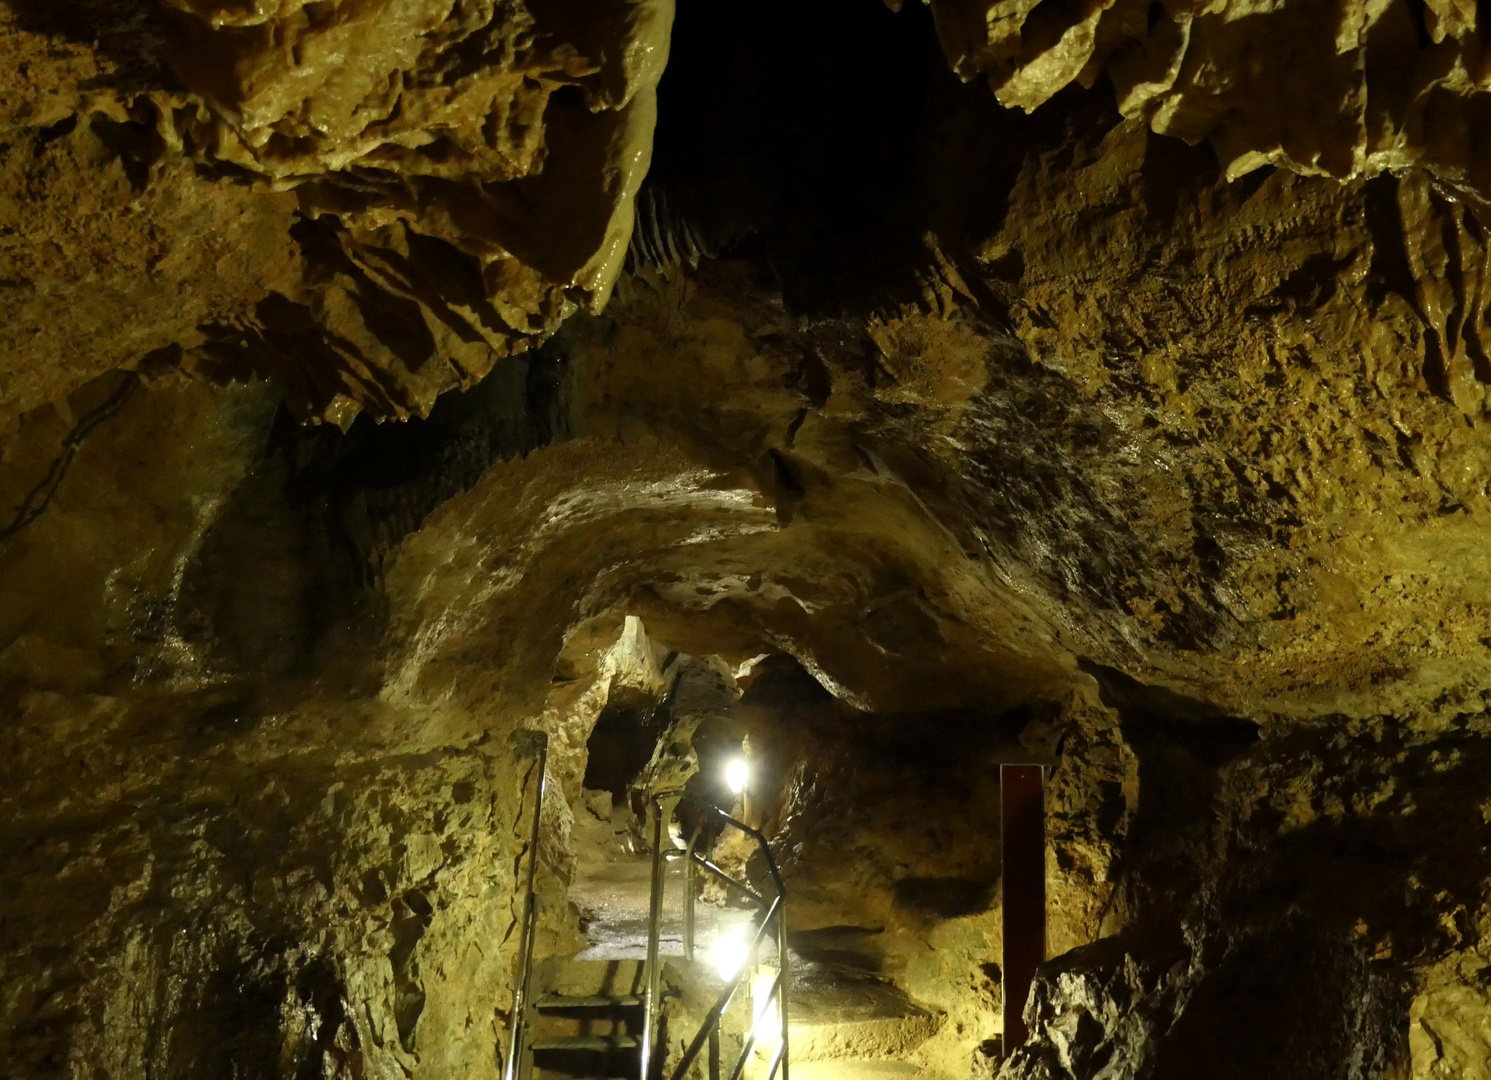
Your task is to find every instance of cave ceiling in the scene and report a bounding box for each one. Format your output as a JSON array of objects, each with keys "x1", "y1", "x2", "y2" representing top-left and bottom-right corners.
[{"x1": 3, "y1": 0, "x2": 1489, "y2": 714}]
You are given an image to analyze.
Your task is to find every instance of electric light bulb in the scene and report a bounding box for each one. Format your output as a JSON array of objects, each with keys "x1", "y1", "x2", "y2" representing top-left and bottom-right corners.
[
  {"x1": 711, "y1": 926, "x2": 751, "y2": 980},
  {"x1": 725, "y1": 758, "x2": 750, "y2": 795}
]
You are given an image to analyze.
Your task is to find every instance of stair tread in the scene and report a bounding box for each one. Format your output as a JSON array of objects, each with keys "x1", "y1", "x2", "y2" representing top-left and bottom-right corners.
[
  {"x1": 536, "y1": 994, "x2": 643, "y2": 1009},
  {"x1": 531, "y1": 1035, "x2": 640, "y2": 1051}
]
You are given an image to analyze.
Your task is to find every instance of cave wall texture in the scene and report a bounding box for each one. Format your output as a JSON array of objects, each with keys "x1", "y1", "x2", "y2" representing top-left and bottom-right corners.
[{"x1": 7, "y1": 0, "x2": 1491, "y2": 1078}]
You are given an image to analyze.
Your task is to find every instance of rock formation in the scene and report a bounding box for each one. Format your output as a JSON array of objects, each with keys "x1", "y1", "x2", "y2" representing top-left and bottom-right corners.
[
  {"x1": 1, "y1": 0, "x2": 670, "y2": 425},
  {"x1": 5, "y1": 1, "x2": 1491, "y2": 1078}
]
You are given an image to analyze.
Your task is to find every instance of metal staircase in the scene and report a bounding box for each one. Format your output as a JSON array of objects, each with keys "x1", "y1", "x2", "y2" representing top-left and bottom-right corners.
[{"x1": 503, "y1": 733, "x2": 789, "y2": 1080}]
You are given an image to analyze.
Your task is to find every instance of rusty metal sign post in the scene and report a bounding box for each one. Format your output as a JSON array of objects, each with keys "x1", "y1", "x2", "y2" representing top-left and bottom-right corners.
[{"x1": 1000, "y1": 763, "x2": 1046, "y2": 1053}]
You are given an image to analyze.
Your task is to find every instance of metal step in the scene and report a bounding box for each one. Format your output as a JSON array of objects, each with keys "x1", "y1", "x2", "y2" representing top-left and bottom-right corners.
[
  {"x1": 531, "y1": 1034, "x2": 640, "y2": 1052},
  {"x1": 535, "y1": 994, "x2": 642, "y2": 1010}
]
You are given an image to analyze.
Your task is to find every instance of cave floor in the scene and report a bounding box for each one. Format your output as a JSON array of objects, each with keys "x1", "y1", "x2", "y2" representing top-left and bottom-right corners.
[
  {"x1": 790, "y1": 1062, "x2": 922, "y2": 1080},
  {"x1": 565, "y1": 847, "x2": 939, "y2": 1076},
  {"x1": 569, "y1": 855, "x2": 756, "y2": 963}
]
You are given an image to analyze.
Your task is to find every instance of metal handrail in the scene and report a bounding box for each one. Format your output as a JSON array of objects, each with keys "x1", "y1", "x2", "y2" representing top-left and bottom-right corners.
[
  {"x1": 706, "y1": 811, "x2": 789, "y2": 1080},
  {"x1": 640, "y1": 802, "x2": 668, "y2": 1080},
  {"x1": 676, "y1": 850, "x2": 766, "y2": 906},
  {"x1": 501, "y1": 736, "x2": 787, "y2": 1080},
  {"x1": 640, "y1": 803, "x2": 789, "y2": 1080},
  {"x1": 683, "y1": 827, "x2": 701, "y2": 962},
  {"x1": 503, "y1": 732, "x2": 549, "y2": 1080},
  {"x1": 669, "y1": 894, "x2": 782, "y2": 1080},
  {"x1": 726, "y1": 969, "x2": 783, "y2": 1080}
]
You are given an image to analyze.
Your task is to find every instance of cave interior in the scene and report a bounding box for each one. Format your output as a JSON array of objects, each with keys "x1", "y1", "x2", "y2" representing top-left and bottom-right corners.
[{"x1": 4, "y1": 0, "x2": 1491, "y2": 1078}]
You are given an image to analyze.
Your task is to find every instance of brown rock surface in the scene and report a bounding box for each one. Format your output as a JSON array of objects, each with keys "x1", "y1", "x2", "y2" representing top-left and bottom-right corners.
[
  {"x1": 0, "y1": 0, "x2": 670, "y2": 425},
  {"x1": 924, "y1": 0, "x2": 1491, "y2": 205},
  {"x1": 8, "y1": 2, "x2": 1491, "y2": 1079}
]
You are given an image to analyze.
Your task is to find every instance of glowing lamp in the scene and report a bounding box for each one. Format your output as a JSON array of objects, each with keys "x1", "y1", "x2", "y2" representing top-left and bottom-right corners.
[
  {"x1": 725, "y1": 758, "x2": 750, "y2": 795},
  {"x1": 711, "y1": 926, "x2": 751, "y2": 980}
]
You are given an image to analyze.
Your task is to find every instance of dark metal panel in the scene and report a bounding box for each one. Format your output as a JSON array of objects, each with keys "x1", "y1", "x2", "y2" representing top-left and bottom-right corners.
[{"x1": 1000, "y1": 764, "x2": 1046, "y2": 1052}]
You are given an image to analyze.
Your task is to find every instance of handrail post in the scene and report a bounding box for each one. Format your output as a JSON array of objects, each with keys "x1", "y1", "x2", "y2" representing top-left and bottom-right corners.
[
  {"x1": 683, "y1": 827, "x2": 700, "y2": 963},
  {"x1": 667, "y1": 896, "x2": 781, "y2": 1080},
  {"x1": 503, "y1": 734, "x2": 548, "y2": 1080},
  {"x1": 775, "y1": 908, "x2": 789, "y2": 1080},
  {"x1": 641, "y1": 797, "x2": 668, "y2": 1080},
  {"x1": 666, "y1": 806, "x2": 790, "y2": 1080}
]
